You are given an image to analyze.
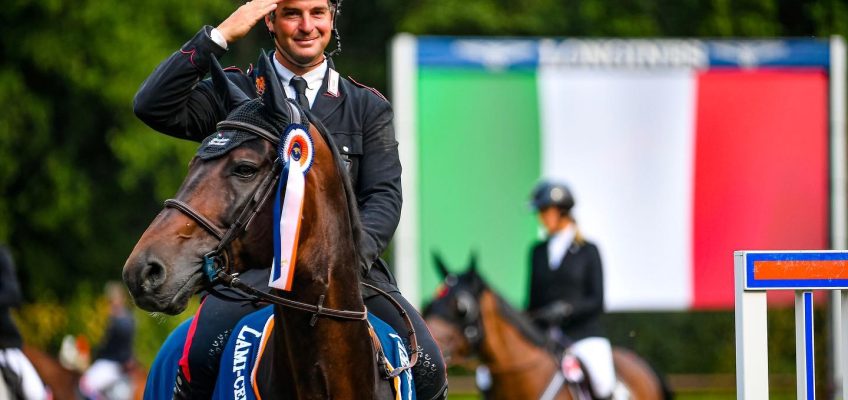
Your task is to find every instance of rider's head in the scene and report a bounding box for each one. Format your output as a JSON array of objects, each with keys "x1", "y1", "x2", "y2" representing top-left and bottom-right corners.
[
  {"x1": 264, "y1": 0, "x2": 340, "y2": 74},
  {"x1": 529, "y1": 180, "x2": 575, "y2": 234},
  {"x1": 104, "y1": 281, "x2": 128, "y2": 313}
]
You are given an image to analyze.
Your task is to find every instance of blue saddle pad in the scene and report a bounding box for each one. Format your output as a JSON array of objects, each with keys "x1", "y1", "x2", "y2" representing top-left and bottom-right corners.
[
  {"x1": 144, "y1": 317, "x2": 193, "y2": 400},
  {"x1": 211, "y1": 308, "x2": 416, "y2": 400}
]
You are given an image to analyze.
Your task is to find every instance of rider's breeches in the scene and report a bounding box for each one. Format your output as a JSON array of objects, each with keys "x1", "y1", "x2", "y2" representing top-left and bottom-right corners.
[
  {"x1": 569, "y1": 337, "x2": 615, "y2": 398},
  {"x1": 80, "y1": 359, "x2": 123, "y2": 397},
  {"x1": 0, "y1": 347, "x2": 47, "y2": 400},
  {"x1": 365, "y1": 291, "x2": 449, "y2": 400}
]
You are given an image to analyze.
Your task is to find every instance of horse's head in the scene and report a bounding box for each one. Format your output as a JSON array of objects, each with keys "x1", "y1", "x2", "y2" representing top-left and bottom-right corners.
[
  {"x1": 422, "y1": 252, "x2": 487, "y2": 365},
  {"x1": 424, "y1": 252, "x2": 549, "y2": 367},
  {"x1": 123, "y1": 53, "x2": 354, "y2": 314}
]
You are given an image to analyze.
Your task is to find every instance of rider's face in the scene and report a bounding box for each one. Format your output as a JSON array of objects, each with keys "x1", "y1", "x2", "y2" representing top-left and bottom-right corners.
[
  {"x1": 266, "y1": 0, "x2": 333, "y2": 72},
  {"x1": 537, "y1": 207, "x2": 567, "y2": 235}
]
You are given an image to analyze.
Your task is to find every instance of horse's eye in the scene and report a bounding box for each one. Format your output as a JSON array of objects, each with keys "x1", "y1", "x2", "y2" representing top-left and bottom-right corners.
[{"x1": 233, "y1": 163, "x2": 259, "y2": 178}]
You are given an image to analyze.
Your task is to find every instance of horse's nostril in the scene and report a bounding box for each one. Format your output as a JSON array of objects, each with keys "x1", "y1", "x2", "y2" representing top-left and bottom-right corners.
[{"x1": 140, "y1": 261, "x2": 166, "y2": 291}]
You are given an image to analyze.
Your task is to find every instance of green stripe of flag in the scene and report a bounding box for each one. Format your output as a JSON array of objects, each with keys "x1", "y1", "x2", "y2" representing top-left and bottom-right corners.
[{"x1": 417, "y1": 68, "x2": 541, "y2": 306}]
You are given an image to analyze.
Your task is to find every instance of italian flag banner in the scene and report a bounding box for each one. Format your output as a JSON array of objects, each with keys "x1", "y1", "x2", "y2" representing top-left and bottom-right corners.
[{"x1": 391, "y1": 36, "x2": 846, "y2": 311}]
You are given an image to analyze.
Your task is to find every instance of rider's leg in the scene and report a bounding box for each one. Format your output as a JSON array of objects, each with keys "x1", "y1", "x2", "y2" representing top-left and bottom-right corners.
[
  {"x1": 174, "y1": 268, "x2": 269, "y2": 399},
  {"x1": 569, "y1": 337, "x2": 615, "y2": 399},
  {"x1": 80, "y1": 359, "x2": 123, "y2": 399},
  {"x1": 0, "y1": 348, "x2": 47, "y2": 400},
  {"x1": 363, "y1": 262, "x2": 448, "y2": 400}
]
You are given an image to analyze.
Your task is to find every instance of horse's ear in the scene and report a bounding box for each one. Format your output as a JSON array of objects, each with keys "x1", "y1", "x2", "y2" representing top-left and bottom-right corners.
[
  {"x1": 468, "y1": 250, "x2": 479, "y2": 274},
  {"x1": 255, "y1": 50, "x2": 290, "y2": 123},
  {"x1": 209, "y1": 57, "x2": 250, "y2": 112},
  {"x1": 432, "y1": 251, "x2": 449, "y2": 279}
]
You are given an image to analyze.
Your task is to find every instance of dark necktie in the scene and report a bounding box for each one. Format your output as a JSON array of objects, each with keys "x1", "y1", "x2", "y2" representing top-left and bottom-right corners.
[{"x1": 290, "y1": 76, "x2": 310, "y2": 110}]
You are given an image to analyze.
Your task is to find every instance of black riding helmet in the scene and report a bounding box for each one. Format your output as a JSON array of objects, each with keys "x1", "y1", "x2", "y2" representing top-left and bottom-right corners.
[{"x1": 529, "y1": 180, "x2": 575, "y2": 213}]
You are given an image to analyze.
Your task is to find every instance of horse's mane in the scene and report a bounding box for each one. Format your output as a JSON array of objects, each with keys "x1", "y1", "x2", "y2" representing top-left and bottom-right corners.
[
  {"x1": 484, "y1": 284, "x2": 549, "y2": 349},
  {"x1": 303, "y1": 111, "x2": 364, "y2": 254}
]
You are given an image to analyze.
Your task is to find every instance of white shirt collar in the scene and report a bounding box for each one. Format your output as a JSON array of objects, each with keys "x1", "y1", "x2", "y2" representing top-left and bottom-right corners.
[
  {"x1": 271, "y1": 55, "x2": 328, "y2": 107},
  {"x1": 547, "y1": 224, "x2": 576, "y2": 270}
]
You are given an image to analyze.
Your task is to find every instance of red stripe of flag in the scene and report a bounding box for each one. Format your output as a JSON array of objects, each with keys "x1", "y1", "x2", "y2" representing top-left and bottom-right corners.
[{"x1": 692, "y1": 69, "x2": 829, "y2": 309}]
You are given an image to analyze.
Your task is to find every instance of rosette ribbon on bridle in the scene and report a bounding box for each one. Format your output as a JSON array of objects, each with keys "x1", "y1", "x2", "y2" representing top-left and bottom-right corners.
[{"x1": 270, "y1": 123, "x2": 314, "y2": 291}]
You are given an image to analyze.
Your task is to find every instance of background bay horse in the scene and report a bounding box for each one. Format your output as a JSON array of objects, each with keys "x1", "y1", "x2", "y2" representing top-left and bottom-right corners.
[
  {"x1": 424, "y1": 254, "x2": 667, "y2": 400},
  {"x1": 122, "y1": 54, "x2": 395, "y2": 398},
  {"x1": 22, "y1": 345, "x2": 146, "y2": 400}
]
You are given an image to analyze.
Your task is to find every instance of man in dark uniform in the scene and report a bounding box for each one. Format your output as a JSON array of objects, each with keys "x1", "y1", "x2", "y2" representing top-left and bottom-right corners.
[
  {"x1": 526, "y1": 181, "x2": 615, "y2": 399},
  {"x1": 133, "y1": 1, "x2": 447, "y2": 398}
]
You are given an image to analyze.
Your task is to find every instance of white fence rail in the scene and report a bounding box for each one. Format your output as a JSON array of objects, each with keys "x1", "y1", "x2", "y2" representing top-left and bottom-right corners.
[{"x1": 735, "y1": 250, "x2": 848, "y2": 399}]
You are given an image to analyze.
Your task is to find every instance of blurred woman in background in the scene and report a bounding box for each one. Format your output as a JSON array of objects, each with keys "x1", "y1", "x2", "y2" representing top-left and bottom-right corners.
[{"x1": 526, "y1": 181, "x2": 616, "y2": 400}]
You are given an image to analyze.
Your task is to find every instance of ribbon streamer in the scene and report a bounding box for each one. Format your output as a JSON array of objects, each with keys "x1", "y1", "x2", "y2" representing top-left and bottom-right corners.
[{"x1": 270, "y1": 124, "x2": 313, "y2": 291}]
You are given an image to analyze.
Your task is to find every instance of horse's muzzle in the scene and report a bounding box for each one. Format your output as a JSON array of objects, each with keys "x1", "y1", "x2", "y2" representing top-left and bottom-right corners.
[{"x1": 122, "y1": 251, "x2": 200, "y2": 314}]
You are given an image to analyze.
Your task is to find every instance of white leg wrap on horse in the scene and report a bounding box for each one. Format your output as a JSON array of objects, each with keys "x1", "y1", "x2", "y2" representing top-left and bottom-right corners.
[
  {"x1": 0, "y1": 348, "x2": 48, "y2": 400},
  {"x1": 569, "y1": 337, "x2": 616, "y2": 398}
]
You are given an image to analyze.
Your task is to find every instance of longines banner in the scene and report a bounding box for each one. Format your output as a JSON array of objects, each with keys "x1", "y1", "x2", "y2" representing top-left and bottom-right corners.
[{"x1": 391, "y1": 36, "x2": 846, "y2": 311}]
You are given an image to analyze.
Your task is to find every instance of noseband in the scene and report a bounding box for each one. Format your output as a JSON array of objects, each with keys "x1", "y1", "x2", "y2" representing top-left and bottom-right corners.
[{"x1": 162, "y1": 105, "x2": 368, "y2": 323}]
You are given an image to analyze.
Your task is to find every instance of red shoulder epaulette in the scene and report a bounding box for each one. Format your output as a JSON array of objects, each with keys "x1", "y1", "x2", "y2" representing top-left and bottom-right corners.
[
  {"x1": 348, "y1": 76, "x2": 387, "y2": 101},
  {"x1": 224, "y1": 65, "x2": 244, "y2": 74}
]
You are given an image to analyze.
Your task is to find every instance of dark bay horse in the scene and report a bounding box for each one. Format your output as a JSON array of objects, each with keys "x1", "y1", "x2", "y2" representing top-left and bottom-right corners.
[
  {"x1": 424, "y1": 254, "x2": 666, "y2": 400},
  {"x1": 122, "y1": 53, "x2": 398, "y2": 399}
]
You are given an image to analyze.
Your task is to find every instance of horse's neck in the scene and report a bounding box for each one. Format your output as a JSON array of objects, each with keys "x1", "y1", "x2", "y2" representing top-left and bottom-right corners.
[
  {"x1": 268, "y1": 253, "x2": 374, "y2": 398},
  {"x1": 477, "y1": 291, "x2": 556, "y2": 374},
  {"x1": 267, "y1": 157, "x2": 375, "y2": 398},
  {"x1": 292, "y1": 174, "x2": 364, "y2": 308}
]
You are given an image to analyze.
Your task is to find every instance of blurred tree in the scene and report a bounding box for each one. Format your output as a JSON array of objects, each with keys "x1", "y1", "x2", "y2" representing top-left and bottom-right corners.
[{"x1": 0, "y1": 0, "x2": 243, "y2": 299}]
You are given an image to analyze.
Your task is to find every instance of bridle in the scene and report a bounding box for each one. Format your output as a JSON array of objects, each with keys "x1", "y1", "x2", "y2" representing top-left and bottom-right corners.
[
  {"x1": 439, "y1": 275, "x2": 485, "y2": 351},
  {"x1": 438, "y1": 277, "x2": 554, "y2": 375},
  {"x1": 163, "y1": 104, "x2": 368, "y2": 323}
]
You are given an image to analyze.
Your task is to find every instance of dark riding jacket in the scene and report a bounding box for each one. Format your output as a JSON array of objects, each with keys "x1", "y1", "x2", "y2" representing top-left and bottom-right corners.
[
  {"x1": 133, "y1": 26, "x2": 402, "y2": 289},
  {"x1": 527, "y1": 239, "x2": 605, "y2": 342}
]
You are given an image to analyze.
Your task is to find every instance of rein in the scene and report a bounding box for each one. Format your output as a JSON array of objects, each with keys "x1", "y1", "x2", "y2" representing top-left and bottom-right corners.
[{"x1": 214, "y1": 270, "x2": 366, "y2": 324}]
